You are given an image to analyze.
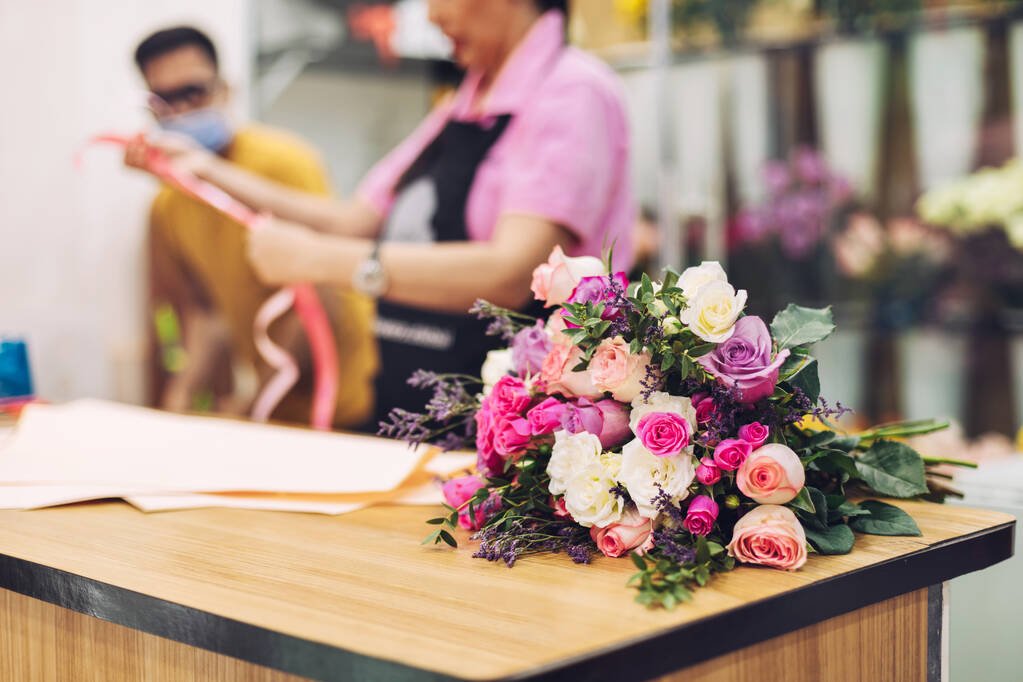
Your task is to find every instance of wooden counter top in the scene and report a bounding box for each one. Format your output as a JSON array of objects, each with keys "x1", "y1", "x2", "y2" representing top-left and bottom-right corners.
[{"x1": 0, "y1": 500, "x2": 1012, "y2": 681}]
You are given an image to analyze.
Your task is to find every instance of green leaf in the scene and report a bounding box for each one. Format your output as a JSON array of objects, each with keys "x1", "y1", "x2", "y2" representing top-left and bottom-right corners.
[
  {"x1": 631, "y1": 552, "x2": 648, "y2": 571},
  {"x1": 812, "y1": 450, "x2": 859, "y2": 481},
  {"x1": 848, "y1": 500, "x2": 922, "y2": 536},
  {"x1": 788, "y1": 488, "x2": 816, "y2": 515},
  {"x1": 438, "y1": 530, "x2": 458, "y2": 547},
  {"x1": 807, "y1": 487, "x2": 828, "y2": 528},
  {"x1": 830, "y1": 435, "x2": 862, "y2": 452},
  {"x1": 854, "y1": 440, "x2": 928, "y2": 498},
  {"x1": 803, "y1": 523, "x2": 855, "y2": 555},
  {"x1": 787, "y1": 358, "x2": 820, "y2": 404},
  {"x1": 770, "y1": 304, "x2": 836, "y2": 350},
  {"x1": 426, "y1": 517, "x2": 446, "y2": 525}
]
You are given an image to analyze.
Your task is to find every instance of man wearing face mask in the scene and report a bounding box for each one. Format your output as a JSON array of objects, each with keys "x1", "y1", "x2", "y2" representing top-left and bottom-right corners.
[{"x1": 127, "y1": 26, "x2": 376, "y2": 427}]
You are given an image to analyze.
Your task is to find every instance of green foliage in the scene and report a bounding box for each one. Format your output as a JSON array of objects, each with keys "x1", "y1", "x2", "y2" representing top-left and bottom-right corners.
[
  {"x1": 629, "y1": 538, "x2": 734, "y2": 609},
  {"x1": 849, "y1": 500, "x2": 922, "y2": 536},
  {"x1": 803, "y1": 523, "x2": 855, "y2": 555},
  {"x1": 854, "y1": 440, "x2": 928, "y2": 498},
  {"x1": 770, "y1": 304, "x2": 836, "y2": 350}
]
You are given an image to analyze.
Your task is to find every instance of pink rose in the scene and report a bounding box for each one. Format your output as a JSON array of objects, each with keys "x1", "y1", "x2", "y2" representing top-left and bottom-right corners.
[
  {"x1": 683, "y1": 495, "x2": 719, "y2": 536},
  {"x1": 474, "y1": 403, "x2": 501, "y2": 476},
  {"x1": 727, "y1": 504, "x2": 808, "y2": 570},
  {"x1": 737, "y1": 422, "x2": 770, "y2": 449},
  {"x1": 551, "y1": 496, "x2": 572, "y2": 519},
  {"x1": 693, "y1": 393, "x2": 717, "y2": 425},
  {"x1": 589, "y1": 336, "x2": 653, "y2": 402},
  {"x1": 635, "y1": 411, "x2": 692, "y2": 457},
  {"x1": 527, "y1": 397, "x2": 569, "y2": 435},
  {"x1": 695, "y1": 456, "x2": 721, "y2": 485},
  {"x1": 538, "y1": 341, "x2": 602, "y2": 399},
  {"x1": 442, "y1": 475, "x2": 485, "y2": 509},
  {"x1": 713, "y1": 438, "x2": 753, "y2": 472},
  {"x1": 736, "y1": 443, "x2": 806, "y2": 504},
  {"x1": 490, "y1": 375, "x2": 532, "y2": 417},
  {"x1": 492, "y1": 416, "x2": 532, "y2": 459},
  {"x1": 589, "y1": 508, "x2": 655, "y2": 558},
  {"x1": 530, "y1": 246, "x2": 606, "y2": 307},
  {"x1": 563, "y1": 398, "x2": 632, "y2": 449}
]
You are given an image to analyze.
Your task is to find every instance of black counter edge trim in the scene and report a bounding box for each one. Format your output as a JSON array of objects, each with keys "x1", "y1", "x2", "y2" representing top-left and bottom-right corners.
[
  {"x1": 0, "y1": 554, "x2": 465, "y2": 682},
  {"x1": 504, "y1": 519, "x2": 1016, "y2": 682}
]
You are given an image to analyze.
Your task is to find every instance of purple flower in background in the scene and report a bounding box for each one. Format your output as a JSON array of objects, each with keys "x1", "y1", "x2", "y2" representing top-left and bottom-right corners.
[
  {"x1": 762, "y1": 161, "x2": 791, "y2": 195},
  {"x1": 698, "y1": 316, "x2": 790, "y2": 403},
  {"x1": 511, "y1": 320, "x2": 551, "y2": 376},
  {"x1": 793, "y1": 146, "x2": 828, "y2": 184},
  {"x1": 565, "y1": 272, "x2": 630, "y2": 326}
]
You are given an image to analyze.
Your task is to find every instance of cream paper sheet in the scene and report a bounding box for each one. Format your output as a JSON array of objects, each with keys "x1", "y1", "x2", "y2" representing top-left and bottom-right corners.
[{"x1": 0, "y1": 400, "x2": 427, "y2": 494}]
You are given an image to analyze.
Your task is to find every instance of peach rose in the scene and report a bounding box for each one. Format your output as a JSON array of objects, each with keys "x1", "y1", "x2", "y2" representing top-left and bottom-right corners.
[
  {"x1": 530, "y1": 246, "x2": 605, "y2": 307},
  {"x1": 727, "y1": 504, "x2": 808, "y2": 570},
  {"x1": 589, "y1": 507, "x2": 655, "y2": 558},
  {"x1": 538, "y1": 341, "x2": 603, "y2": 399},
  {"x1": 736, "y1": 443, "x2": 805, "y2": 504},
  {"x1": 589, "y1": 336, "x2": 653, "y2": 402}
]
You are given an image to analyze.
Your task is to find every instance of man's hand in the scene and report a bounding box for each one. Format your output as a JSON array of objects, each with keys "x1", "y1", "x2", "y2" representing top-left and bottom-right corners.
[{"x1": 123, "y1": 132, "x2": 215, "y2": 178}]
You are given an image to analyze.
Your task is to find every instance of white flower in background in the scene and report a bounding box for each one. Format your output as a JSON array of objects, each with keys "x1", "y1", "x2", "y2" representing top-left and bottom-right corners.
[
  {"x1": 619, "y1": 439, "x2": 697, "y2": 518},
  {"x1": 563, "y1": 453, "x2": 625, "y2": 528},
  {"x1": 678, "y1": 261, "x2": 728, "y2": 300},
  {"x1": 547, "y1": 430, "x2": 602, "y2": 496},
  {"x1": 629, "y1": 391, "x2": 696, "y2": 434},
  {"x1": 480, "y1": 348, "x2": 513, "y2": 395},
  {"x1": 680, "y1": 280, "x2": 747, "y2": 343}
]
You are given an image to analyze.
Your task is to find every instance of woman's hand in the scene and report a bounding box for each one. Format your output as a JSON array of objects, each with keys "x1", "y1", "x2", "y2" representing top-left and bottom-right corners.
[
  {"x1": 122, "y1": 132, "x2": 215, "y2": 178},
  {"x1": 247, "y1": 217, "x2": 340, "y2": 286}
]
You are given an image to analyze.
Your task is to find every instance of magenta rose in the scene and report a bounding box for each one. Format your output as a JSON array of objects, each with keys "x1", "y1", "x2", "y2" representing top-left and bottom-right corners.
[
  {"x1": 511, "y1": 320, "x2": 552, "y2": 376},
  {"x1": 458, "y1": 491, "x2": 502, "y2": 531},
  {"x1": 474, "y1": 403, "x2": 501, "y2": 475},
  {"x1": 561, "y1": 398, "x2": 632, "y2": 449},
  {"x1": 697, "y1": 316, "x2": 790, "y2": 403},
  {"x1": 635, "y1": 411, "x2": 693, "y2": 457},
  {"x1": 492, "y1": 416, "x2": 532, "y2": 458},
  {"x1": 564, "y1": 272, "x2": 630, "y2": 327},
  {"x1": 442, "y1": 475, "x2": 485, "y2": 509},
  {"x1": 692, "y1": 392, "x2": 716, "y2": 425},
  {"x1": 713, "y1": 438, "x2": 753, "y2": 472},
  {"x1": 527, "y1": 397, "x2": 569, "y2": 436},
  {"x1": 490, "y1": 375, "x2": 532, "y2": 417},
  {"x1": 738, "y1": 422, "x2": 770, "y2": 449},
  {"x1": 683, "y1": 495, "x2": 719, "y2": 536},
  {"x1": 695, "y1": 456, "x2": 722, "y2": 485}
]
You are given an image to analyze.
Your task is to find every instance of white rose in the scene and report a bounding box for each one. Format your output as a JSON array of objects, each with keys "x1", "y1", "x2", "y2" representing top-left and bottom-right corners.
[
  {"x1": 678, "y1": 261, "x2": 728, "y2": 300},
  {"x1": 480, "y1": 349, "x2": 513, "y2": 395},
  {"x1": 629, "y1": 391, "x2": 696, "y2": 434},
  {"x1": 547, "y1": 430, "x2": 602, "y2": 496},
  {"x1": 620, "y1": 439, "x2": 697, "y2": 518},
  {"x1": 563, "y1": 454, "x2": 625, "y2": 528},
  {"x1": 679, "y1": 280, "x2": 747, "y2": 343},
  {"x1": 661, "y1": 315, "x2": 682, "y2": 335}
]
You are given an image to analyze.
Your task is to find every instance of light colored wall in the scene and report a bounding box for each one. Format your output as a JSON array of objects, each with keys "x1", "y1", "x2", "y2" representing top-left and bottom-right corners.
[
  {"x1": 260, "y1": 69, "x2": 432, "y2": 196},
  {"x1": 0, "y1": 0, "x2": 250, "y2": 404}
]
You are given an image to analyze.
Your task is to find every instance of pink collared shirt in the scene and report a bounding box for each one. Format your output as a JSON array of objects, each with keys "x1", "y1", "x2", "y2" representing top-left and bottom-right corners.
[{"x1": 357, "y1": 11, "x2": 634, "y2": 269}]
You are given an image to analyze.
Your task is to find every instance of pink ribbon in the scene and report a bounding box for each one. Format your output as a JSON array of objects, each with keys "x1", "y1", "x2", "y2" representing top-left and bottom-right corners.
[{"x1": 79, "y1": 134, "x2": 339, "y2": 430}]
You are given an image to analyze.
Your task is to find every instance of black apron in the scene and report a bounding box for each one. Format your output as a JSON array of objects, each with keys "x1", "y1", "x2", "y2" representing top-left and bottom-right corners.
[{"x1": 372, "y1": 115, "x2": 514, "y2": 426}]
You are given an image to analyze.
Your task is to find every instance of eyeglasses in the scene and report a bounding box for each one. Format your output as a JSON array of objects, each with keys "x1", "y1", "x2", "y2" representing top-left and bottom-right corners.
[{"x1": 148, "y1": 79, "x2": 220, "y2": 115}]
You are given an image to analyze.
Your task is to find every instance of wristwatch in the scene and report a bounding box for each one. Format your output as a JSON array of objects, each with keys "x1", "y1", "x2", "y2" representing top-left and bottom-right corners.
[{"x1": 352, "y1": 241, "x2": 388, "y2": 298}]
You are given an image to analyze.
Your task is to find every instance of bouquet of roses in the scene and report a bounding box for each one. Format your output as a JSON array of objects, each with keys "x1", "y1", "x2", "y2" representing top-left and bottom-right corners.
[{"x1": 381, "y1": 247, "x2": 964, "y2": 608}]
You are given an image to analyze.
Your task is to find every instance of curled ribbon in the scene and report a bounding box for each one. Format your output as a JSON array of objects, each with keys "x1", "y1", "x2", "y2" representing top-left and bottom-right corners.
[{"x1": 78, "y1": 134, "x2": 339, "y2": 430}]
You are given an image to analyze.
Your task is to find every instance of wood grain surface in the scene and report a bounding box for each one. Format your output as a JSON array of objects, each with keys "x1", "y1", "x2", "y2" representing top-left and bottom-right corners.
[{"x1": 0, "y1": 500, "x2": 1010, "y2": 681}]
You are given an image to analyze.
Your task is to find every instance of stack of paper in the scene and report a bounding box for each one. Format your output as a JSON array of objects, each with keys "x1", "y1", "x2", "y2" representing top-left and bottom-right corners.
[{"x1": 0, "y1": 400, "x2": 474, "y2": 514}]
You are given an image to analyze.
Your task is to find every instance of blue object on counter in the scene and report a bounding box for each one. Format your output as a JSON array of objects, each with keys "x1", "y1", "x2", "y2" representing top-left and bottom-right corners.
[{"x1": 0, "y1": 338, "x2": 34, "y2": 401}]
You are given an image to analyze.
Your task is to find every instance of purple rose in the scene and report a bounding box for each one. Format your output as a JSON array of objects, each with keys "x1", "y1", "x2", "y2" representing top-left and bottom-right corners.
[
  {"x1": 511, "y1": 320, "x2": 552, "y2": 376},
  {"x1": 564, "y1": 272, "x2": 630, "y2": 327},
  {"x1": 527, "y1": 397, "x2": 568, "y2": 436},
  {"x1": 698, "y1": 316, "x2": 790, "y2": 403},
  {"x1": 561, "y1": 398, "x2": 631, "y2": 449}
]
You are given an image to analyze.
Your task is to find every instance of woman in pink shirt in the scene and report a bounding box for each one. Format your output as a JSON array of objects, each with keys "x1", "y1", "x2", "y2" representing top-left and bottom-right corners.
[{"x1": 129, "y1": 0, "x2": 634, "y2": 427}]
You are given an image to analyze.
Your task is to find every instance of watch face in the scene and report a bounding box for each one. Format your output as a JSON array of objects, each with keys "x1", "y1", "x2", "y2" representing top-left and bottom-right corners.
[{"x1": 355, "y1": 259, "x2": 388, "y2": 297}]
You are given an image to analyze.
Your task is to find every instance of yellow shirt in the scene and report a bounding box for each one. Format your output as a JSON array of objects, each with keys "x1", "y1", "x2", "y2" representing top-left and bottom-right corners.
[{"x1": 149, "y1": 124, "x2": 377, "y2": 428}]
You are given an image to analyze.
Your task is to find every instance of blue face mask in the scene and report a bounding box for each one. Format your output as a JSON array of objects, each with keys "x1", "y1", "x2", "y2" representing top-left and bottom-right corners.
[{"x1": 159, "y1": 107, "x2": 234, "y2": 152}]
